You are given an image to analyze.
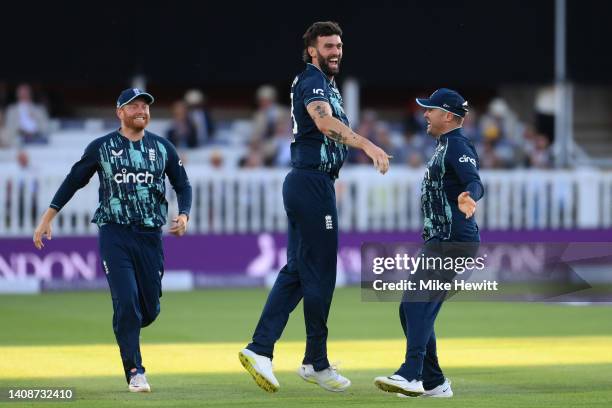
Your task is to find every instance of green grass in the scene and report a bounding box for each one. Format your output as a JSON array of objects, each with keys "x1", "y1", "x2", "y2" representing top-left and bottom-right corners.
[
  {"x1": 2, "y1": 366, "x2": 612, "y2": 408},
  {"x1": 1, "y1": 288, "x2": 611, "y2": 345},
  {"x1": 0, "y1": 288, "x2": 611, "y2": 407}
]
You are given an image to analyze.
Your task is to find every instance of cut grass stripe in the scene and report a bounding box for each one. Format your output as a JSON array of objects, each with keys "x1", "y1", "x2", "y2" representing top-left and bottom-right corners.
[{"x1": 1, "y1": 336, "x2": 611, "y2": 379}]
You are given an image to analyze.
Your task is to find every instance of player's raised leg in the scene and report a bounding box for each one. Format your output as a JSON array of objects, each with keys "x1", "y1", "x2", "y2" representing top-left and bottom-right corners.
[{"x1": 240, "y1": 208, "x2": 302, "y2": 392}]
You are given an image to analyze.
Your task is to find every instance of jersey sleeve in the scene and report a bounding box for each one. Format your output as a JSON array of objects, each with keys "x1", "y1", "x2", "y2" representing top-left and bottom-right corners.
[
  {"x1": 49, "y1": 140, "x2": 100, "y2": 211},
  {"x1": 446, "y1": 139, "x2": 484, "y2": 201},
  {"x1": 301, "y1": 74, "x2": 330, "y2": 107},
  {"x1": 163, "y1": 139, "x2": 192, "y2": 217}
]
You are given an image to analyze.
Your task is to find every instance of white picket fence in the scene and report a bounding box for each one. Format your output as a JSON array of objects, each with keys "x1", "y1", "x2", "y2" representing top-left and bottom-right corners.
[{"x1": 0, "y1": 166, "x2": 610, "y2": 237}]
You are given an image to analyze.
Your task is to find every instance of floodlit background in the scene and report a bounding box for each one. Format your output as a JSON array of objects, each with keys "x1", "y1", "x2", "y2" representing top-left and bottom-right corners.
[{"x1": 0, "y1": 1, "x2": 611, "y2": 407}]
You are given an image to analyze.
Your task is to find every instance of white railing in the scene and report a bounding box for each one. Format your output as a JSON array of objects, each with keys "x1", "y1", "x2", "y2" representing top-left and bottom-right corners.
[{"x1": 0, "y1": 166, "x2": 609, "y2": 237}]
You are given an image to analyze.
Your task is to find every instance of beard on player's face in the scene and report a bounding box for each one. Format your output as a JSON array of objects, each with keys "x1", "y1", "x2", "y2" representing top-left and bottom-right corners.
[
  {"x1": 316, "y1": 49, "x2": 341, "y2": 76},
  {"x1": 120, "y1": 101, "x2": 150, "y2": 131},
  {"x1": 122, "y1": 111, "x2": 149, "y2": 131}
]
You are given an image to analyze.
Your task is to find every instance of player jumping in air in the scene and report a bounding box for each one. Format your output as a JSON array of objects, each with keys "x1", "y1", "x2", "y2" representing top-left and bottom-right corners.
[{"x1": 239, "y1": 21, "x2": 391, "y2": 393}]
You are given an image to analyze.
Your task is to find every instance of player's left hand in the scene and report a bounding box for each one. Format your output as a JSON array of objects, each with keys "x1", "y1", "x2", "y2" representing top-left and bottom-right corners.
[
  {"x1": 169, "y1": 214, "x2": 188, "y2": 236},
  {"x1": 458, "y1": 191, "x2": 476, "y2": 219}
]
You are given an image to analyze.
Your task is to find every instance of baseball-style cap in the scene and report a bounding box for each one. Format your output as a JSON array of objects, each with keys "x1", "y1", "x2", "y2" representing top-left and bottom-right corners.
[
  {"x1": 116, "y1": 88, "x2": 154, "y2": 108},
  {"x1": 416, "y1": 88, "x2": 469, "y2": 117}
]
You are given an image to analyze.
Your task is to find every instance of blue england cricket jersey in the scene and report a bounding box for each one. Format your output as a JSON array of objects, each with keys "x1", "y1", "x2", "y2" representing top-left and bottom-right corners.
[
  {"x1": 421, "y1": 128, "x2": 484, "y2": 242},
  {"x1": 50, "y1": 130, "x2": 192, "y2": 227},
  {"x1": 290, "y1": 63, "x2": 349, "y2": 179}
]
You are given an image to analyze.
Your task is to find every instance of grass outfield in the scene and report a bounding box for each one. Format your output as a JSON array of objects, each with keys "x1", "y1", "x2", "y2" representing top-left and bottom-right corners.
[{"x1": 0, "y1": 288, "x2": 611, "y2": 407}]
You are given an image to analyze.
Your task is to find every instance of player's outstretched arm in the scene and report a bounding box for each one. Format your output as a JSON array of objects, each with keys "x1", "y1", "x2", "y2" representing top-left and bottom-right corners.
[
  {"x1": 306, "y1": 101, "x2": 390, "y2": 174},
  {"x1": 33, "y1": 208, "x2": 58, "y2": 249},
  {"x1": 33, "y1": 140, "x2": 99, "y2": 249}
]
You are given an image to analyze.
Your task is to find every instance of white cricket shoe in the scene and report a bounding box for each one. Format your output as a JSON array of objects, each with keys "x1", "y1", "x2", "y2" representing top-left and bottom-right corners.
[
  {"x1": 297, "y1": 364, "x2": 351, "y2": 392},
  {"x1": 422, "y1": 378, "x2": 453, "y2": 398},
  {"x1": 128, "y1": 373, "x2": 151, "y2": 393},
  {"x1": 374, "y1": 374, "x2": 424, "y2": 397},
  {"x1": 238, "y1": 348, "x2": 280, "y2": 393}
]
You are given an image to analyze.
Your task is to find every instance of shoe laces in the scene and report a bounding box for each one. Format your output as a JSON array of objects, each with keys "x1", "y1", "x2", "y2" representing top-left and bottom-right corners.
[
  {"x1": 330, "y1": 361, "x2": 342, "y2": 371},
  {"x1": 327, "y1": 361, "x2": 344, "y2": 378}
]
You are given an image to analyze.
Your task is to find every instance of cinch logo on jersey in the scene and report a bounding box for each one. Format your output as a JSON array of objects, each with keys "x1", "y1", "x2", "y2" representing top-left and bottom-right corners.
[
  {"x1": 113, "y1": 168, "x2": 154, "y2": 184},
  {"x1": 459, "y1": 155, "x2": 477, "y2": 167}
]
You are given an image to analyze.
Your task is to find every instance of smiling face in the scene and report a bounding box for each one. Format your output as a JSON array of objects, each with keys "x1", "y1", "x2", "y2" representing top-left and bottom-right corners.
[
  {"x1": 310, "y1": 34, "x2": 342, "y2": 77},
  {"x1": 423, "y1": 108, "x2": 457, "y2": 137},
  {"x1": 117, "y1": 97, "x2": 150, "y2": 132}
]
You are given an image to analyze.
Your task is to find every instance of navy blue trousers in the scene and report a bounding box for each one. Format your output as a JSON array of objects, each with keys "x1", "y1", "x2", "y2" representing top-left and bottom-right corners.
[
  {"x1": 99, "y1": 223, "x2": 164, "y2": 383},
  {"x1": 247, "y1": 169, "x2": 338, "y2": 371},
  {"x1": 395, "y1": 237, "x2": 479, "y2": 389},
  {"x1": 395, "y1": 299, "x2": 446, "y2": 389}
]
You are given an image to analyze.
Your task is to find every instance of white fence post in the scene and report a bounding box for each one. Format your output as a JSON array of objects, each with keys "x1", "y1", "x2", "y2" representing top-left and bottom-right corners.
[{"x1": 0, "y1": 167, "x2": 606, "y2": 236}]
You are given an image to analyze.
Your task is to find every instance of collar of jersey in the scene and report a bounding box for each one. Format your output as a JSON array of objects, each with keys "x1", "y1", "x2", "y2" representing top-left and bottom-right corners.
[
  {"x1": 439, "y1": 126, "x2": 463, "y2": 142},
  {"x1": 306, "y1": 63, "x2": 335, "y2": 87},
  {"x1": 116, "y1": 129, "x2": 149, "y2": 143}
]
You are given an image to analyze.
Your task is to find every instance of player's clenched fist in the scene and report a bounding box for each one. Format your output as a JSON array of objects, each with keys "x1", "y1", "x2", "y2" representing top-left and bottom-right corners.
[{"x1": 169, "y1": 214, "x2": 189, "y2": 236}]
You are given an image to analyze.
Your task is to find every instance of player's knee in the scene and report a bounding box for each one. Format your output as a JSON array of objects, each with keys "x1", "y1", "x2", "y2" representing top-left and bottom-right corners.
[
  {"x1": 113, "y1": 299, "x2": 141, "y2": 324},
  {"x1": 141, "y1": 304, "x2": 160, "y2": 327}
]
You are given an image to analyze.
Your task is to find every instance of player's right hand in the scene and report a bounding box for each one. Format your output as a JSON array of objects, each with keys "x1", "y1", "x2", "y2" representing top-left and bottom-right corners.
[
  {"x1": 364, "y1": 143, "x2": 391, "y2": 174},
  {"x1": 33, "y1": 221, "x2": 52, "y2": 249}
]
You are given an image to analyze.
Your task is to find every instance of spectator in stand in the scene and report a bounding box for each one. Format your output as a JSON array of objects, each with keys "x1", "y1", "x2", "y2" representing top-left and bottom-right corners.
[
  {"x1": 527, "y1": 134, "x2": 553, "y2": 168},
  {"x1": 166, "y1": 100, "x2": 198, "y2": 149},
  {"x1": 461, "y1": 107, "x2": 482, "y2": 143},
  {"x1": 348, "y1": 110, "x2": 378, "y2": 164},
  {"x1": 266, "y1": 112, "x2": 293, "y2": 167},
  {"x1": 478, "y1": 138, "x2": 503, "y2": 169},
  {"x1": 209, "y1": 150, "x2": 224, "y2": 169},
  {"x1": 252, "y1": 85, "x2": 289, "y2": 140},
  {"x1": 240, "y1": 138, "x2": 265, "y2": 168},
  {"x1": 403, "y1": 101, "x2": 428, "y2": 135},
  {"x1": 396, "y1": 131, "x2": 427, "y2": 168},
  {"x1": 478, "y1": 111, "x2": 517, "y2": 169},
  {"x1": 372, "y1": 121, "x2": 399, "y2": 160},
  {"x1": 3, "y1": 83, "x2": 49, "y2": 146},
  {"x1": 184, "y1": 89, "x2": 215, "y2": 145}
]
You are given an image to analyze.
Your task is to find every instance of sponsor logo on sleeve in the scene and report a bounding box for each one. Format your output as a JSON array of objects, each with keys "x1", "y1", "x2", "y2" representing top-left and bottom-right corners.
[
  {"x1": 459, "y1": 155, "x2": 477, "y2": 167},
  {"x1": 313, "y1": 88, "x2": 324, "y2": 96}
]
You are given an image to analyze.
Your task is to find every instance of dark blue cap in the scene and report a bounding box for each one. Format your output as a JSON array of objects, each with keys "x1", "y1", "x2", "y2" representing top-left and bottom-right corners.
[
  {"x1": 116, "y1": 88, "x2": 154, "y2": 108},
  {"x1": 416, "y1": 88, "x2": 469, "y2": 117}
]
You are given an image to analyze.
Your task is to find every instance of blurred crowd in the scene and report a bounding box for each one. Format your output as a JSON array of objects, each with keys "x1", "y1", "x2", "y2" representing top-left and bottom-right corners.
[
  {"x1": 0, "y1": 83, "x2": 554, "y2": 170},
  {"x1": 0, "y1": 83, "x2": 50, "y2": 148},
  {"x1": 227, "y1": 84, "x2": 554, "y2": 170}
]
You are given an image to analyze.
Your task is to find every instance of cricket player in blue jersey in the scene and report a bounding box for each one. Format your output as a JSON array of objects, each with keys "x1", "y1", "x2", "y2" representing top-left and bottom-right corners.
[
  {"x1": 374, "y1": 88, "x2": 483, "y2": 398},
  {"x1": 33, "y1": 88, "x2": 192, "y2": 393},
  {"x1": 239, "y1": 21, "x2": 391, "y2": 393}
]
